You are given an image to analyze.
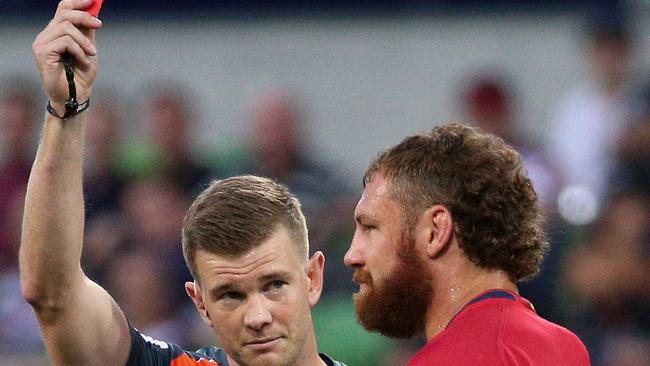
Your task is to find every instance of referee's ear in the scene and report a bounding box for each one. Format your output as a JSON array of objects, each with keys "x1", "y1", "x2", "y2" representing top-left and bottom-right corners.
[
  {"x1": 186, "y1": 280, "x2": 213, "y2": 328},
  {"x1": 306, "y1": 251, "x2": 325, "y2": 307},
  {"x1": 420, "y1": 204, "x2": 453, "y2": 259}
]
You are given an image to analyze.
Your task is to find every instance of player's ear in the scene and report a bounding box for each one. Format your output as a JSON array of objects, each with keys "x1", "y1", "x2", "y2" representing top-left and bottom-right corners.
[
  {"x1": 417, "y1": 204, "x2": 453, "y2": 259},
  {"x1": 185, "y1": 280, "x2": 213, "y2": 327},
  {"x1": 305, "y1": 251, "x2": 325, "y2": 307}
]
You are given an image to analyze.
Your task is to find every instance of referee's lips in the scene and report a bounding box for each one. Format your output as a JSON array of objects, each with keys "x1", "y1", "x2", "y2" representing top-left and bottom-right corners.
[{"x1": 243, "y1": 336, "x2": 284, "y2": 351}]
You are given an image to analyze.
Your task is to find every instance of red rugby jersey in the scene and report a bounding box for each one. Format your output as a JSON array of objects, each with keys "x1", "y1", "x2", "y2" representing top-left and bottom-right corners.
[{"x1": 407, "y1": 290, "x2": 591, "y2": 366}]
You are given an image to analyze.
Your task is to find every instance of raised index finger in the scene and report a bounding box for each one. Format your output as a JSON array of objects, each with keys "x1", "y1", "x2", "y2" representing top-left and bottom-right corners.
[
  {"x1": 54, "y1": 8, "x2": 103, "y2": 29},
  {"x1": 56, "y1": 0, "x2": 94, "y2": 12},
  {"x1": 37, "y1": 9, "x2": 101, "y2": 46},
  {"x1": 53, "y1": 0, "x2": 103, "y2": 29}
]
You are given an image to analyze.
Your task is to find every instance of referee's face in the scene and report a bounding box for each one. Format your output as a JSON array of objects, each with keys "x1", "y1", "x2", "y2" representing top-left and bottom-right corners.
[{"x1": 186, "y1": 225, "x2": 325, "y2": 366}]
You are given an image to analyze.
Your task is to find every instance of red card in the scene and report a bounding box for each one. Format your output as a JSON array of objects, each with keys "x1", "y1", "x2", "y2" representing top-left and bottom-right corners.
[{"x1": 85, "y1": 0, "x2": 104, "y2": 17}]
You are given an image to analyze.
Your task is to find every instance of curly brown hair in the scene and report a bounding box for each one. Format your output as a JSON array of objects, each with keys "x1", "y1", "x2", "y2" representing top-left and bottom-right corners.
[
  {"x1": 182, "y1": 175, "x2": 308, "y2": 282},
  {"x1": 364, "y1": 123, "x2": 547, "y2": 282}
]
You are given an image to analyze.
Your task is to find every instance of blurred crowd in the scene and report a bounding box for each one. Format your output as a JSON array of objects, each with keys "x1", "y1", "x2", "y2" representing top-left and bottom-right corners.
[{"x1": 1, "y1": 11, "x2": 649, "y2": 366}]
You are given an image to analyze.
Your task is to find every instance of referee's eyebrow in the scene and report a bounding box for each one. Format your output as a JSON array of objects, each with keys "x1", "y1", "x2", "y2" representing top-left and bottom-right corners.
[
  {"x1": 209, "y1": 283, "x2": 238, "y2": 300},
  {"x1": 257, "y1": 270, "x2": 294, "y2": 285}
]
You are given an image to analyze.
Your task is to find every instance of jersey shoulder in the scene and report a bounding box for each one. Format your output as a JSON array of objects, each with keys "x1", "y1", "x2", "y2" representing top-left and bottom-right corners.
[
  {"x1": 126, "y1": 323, "x2": 229, "y2": 366},
  {"x1": 408, "y1": 298, "x2": 590, "y2": 366},
  {"x1": 320, "y1": 352, "x2": 349, "y2": 366},
  {"x1": 501, "y1": 303, "x2": 590, "y2": 365}
]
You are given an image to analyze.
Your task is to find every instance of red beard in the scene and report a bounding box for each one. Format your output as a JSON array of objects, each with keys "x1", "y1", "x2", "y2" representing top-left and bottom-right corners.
[{"x1": 353, "y1": 230, "x2": 433, "y2": 339}]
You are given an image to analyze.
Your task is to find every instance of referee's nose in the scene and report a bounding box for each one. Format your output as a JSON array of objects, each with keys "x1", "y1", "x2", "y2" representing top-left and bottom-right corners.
[{"x1": 243, "y1": 294, "x2": 273, "y2": 331}]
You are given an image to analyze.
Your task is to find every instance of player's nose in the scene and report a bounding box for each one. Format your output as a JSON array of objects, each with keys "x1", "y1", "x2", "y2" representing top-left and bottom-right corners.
[{"x1": 344, "y1": 233, "x2": 364, "y2": 268}]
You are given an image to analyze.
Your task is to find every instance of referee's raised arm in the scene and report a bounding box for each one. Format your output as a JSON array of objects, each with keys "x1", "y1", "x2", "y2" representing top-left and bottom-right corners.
[{"x1": 20, "y1": 1, "x2": 131, "y2": 365}]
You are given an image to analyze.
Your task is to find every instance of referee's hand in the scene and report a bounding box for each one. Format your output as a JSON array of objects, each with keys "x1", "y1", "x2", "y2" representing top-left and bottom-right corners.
[{"x1": 32, "y1": 0, "x2": 102, "y2": 116}]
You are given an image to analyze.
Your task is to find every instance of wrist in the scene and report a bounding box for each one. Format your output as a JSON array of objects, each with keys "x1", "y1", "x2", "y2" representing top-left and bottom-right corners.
[
  {"x1": 46, "y1": 98, "x2": 91, "y2": 120},
  {"x1": 48, "y1": 90, "x2": 91, "y2": 115},
  {"x1": 48, "y1": 100, "x2": 67, "y2": 117}
]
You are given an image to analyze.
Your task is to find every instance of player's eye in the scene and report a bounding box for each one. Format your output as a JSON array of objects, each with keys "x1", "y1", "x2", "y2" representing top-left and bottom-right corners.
[{"x1": 361, "y1": 223, "x2": 376, "y2": 232}]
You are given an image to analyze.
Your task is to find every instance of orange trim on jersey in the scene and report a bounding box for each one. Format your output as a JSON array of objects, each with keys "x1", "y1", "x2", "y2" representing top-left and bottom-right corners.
[{"x1": 170, "y1": 353, "x2": 221, "y2": 366}]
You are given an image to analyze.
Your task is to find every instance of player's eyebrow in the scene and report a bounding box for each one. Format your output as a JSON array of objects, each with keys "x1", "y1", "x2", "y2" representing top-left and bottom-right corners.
[{"x1": 355, "y1": 213, "x2": 371, "y2": 224}]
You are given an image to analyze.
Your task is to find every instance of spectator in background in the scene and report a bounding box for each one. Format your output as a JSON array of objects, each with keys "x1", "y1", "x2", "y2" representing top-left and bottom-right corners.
[
  {"x1": 80, "y1": 93, "x2": 130, "y2": 284},
  {"x1": 0, "y1": 82, "x2": 38, "y2": 271},
  {"x1": 0, "y1": 95, "x2": 46, "y2": 355},
  {"x1": 106, "y1": 250, "x2": 187, "y2": 346},
  {"x1": 116, "y1": 83, "x2": 210, "y2": 195},
  {"x1": 83, "y1": 92, "x2": 127, "y2": 220},
  {"x1": 613, "y1": 81, "x2": 650, "y2": 195},
  {"x1": 119, "y1": 177, "x2": 192, "y2": 306},
  {"x1": 81, "y1": 211, "x2": 128, "y2": 284},
  {"x1": 462, "y1": 74, "x2": 560, "y2": 210},
  {"x1": 0, "y1": 189, "x2": 47, "y2": 358},
  {"x1": 546, "y1": 11, "x2": 637, "y2": 225},
  {"x1": 247, "y1": 90, "x2": 304, "y2": 182},
  {"x1": 463, "y1": 75, "x2": 517, "y2": 143},
  {"x1": 562, "y1": 191, "x2": 650, "y2": 365}
]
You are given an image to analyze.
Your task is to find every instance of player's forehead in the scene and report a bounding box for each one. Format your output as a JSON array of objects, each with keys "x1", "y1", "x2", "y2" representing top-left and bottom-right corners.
[{"x1": 356, "y1": 173, "x2": 396, "y2": 219}]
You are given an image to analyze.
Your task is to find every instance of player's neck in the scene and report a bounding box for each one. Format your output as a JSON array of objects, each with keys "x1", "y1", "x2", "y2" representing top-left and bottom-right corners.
[{"x1": 424, "y1": 261, "x2": 516, "y2": 341}]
